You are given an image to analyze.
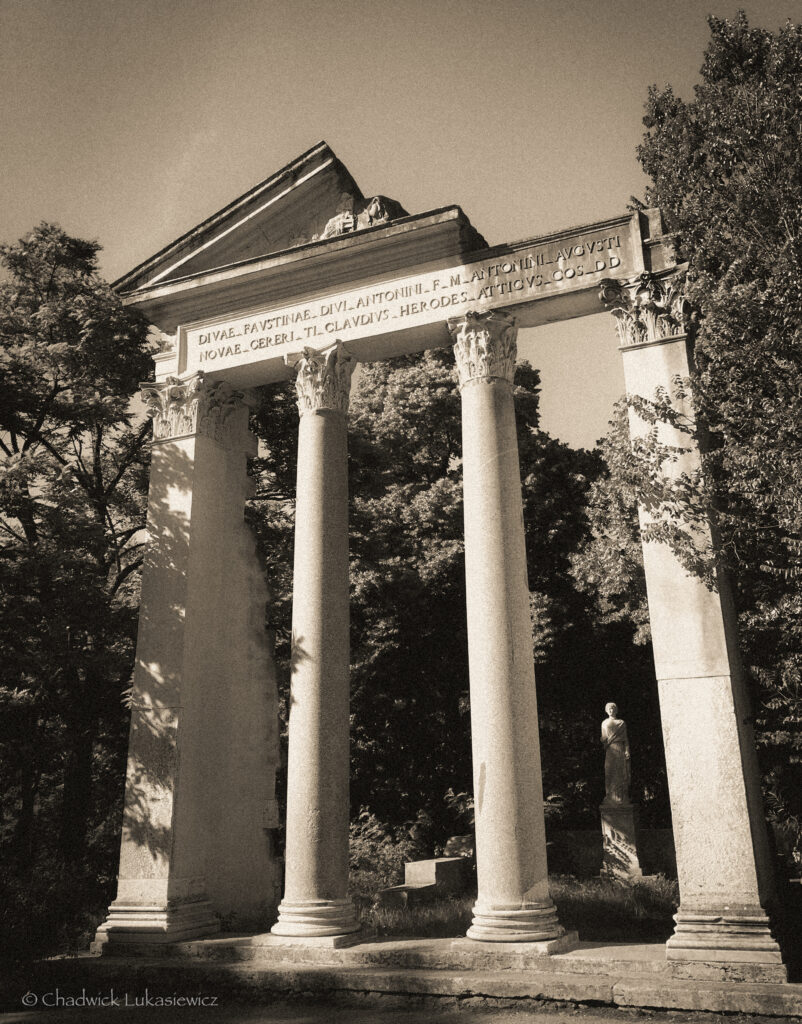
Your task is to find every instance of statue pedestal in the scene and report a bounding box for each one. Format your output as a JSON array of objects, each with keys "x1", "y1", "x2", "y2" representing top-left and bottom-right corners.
[{"x1": 600, "y1": 802, "x2": 643, "y2": 880}]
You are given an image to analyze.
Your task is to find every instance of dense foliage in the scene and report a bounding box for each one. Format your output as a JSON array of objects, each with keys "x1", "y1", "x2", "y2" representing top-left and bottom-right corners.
[
  {"x1": 634, "y1": 12, "x2": 802, "y2": 858},
  {"x1": 251, "y1": 350, "x2": 670, "y2": 847},
  {"x1": 0, "y1": 225, "x2": 153, "y2": 957}
]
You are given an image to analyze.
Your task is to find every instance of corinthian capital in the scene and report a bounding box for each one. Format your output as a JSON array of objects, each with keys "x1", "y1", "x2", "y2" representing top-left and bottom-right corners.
[
  {"x1": 448, "y1": 310, "x2": 518, "y2": 389},
  {"x1": 140, "y1": 373, "x2": 244, "y2": 445},
  {"x1": 599, "y1": 272, "x2": 693, "y2": 348},
  {"x1": 286, "y1": 342, "x2": 355, "y2": 415}
]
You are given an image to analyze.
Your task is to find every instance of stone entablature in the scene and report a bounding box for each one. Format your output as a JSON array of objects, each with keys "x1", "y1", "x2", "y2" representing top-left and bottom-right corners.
[
  {"x1": 448, "y1": 311, "x2": 517, "y2": 388},
  {"x1": 141, "y1": 373, "x2": 244, "y2": 445},
  {"x1": 286, "y1": 342, "x2": 355, "y2": 415},
  {"x1": 139, "y1": 210, "x2": 668, "y2": 386},
  {"x1": 599, "y1": 271, "x2": 692, "y2": 348}
]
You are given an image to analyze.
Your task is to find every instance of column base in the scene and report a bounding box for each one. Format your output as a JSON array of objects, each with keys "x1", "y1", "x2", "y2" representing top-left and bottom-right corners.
[
  {"x1": 91, "y1": 899, "x2": 220, "y2": 952},
  {"x1": 257, "y1": 931, "x2": 363, "y2": 949},
  {"x1": 270, "y1": 898, "x2": 360, "y2": 939},
  {"x1": 666, "y1": 907, "x2": 786, "y2": 980},
  {"x1": 466, "y1": 900, "x2": 567, "y2": 943}
]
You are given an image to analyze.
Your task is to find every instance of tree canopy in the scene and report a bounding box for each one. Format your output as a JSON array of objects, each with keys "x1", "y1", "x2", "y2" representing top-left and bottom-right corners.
[
  {"x1": 0, "y1": 224, "x2": 153, "y2": 955},
  {"x1": 251, "y1": 349, "x2": 670, "y2": 844},
  {"x1": 578, "y1": 12, "x2": 802, "y2": 857}
]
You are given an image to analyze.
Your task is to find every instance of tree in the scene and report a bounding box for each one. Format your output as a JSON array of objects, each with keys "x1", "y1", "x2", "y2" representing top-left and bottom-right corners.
[
  {"x1": 584, "y1": 12, "x2": 802, "y2": 857},
  {"x1": 0, "y1": 224, "x2": 153, "y2": 952},
  {"x1": 345, "y1": 350, "x2": 471, "y2": 834},
  {"x1": 250, "y1": 349, "x2": 660, "y2": 842},
  {"x1": 569, "y1": 403, "x2": 650, "y2": 646}
]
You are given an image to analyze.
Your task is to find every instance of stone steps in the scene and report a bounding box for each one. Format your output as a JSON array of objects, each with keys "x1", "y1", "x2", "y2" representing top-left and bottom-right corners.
[
  {"x1": 166, "y1": 935, "x2": 669, "y2": 976},
  {"x1": 14, "y1": 952, "x2": 802, "y2": 1018},
  {"x1": 94, "y1": 933, "x2": 791, "y2": 984}
]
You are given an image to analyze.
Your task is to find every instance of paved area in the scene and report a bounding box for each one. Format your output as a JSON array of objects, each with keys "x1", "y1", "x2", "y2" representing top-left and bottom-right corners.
[
  {"x1": 5, "y1": 939, "x2": 799, "y2": 1020},
  {"x1": 0, "y1": 999, "x2": 783, "y2": 1023}
]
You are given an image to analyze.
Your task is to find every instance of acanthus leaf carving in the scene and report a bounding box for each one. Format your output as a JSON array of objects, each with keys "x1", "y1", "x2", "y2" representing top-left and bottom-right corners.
[
  {"x1": 599, "y1": 272, "x2": 693, "y2": 348},
  {"x1": 140, "y1": 372, "x2": 244, "y2": 445},
  {"x1": 448, "y1": 310, "x2": 518, "y2": 388},
  {"x1": 286, "y1": 342, "x2": 355, "y2": 415}
]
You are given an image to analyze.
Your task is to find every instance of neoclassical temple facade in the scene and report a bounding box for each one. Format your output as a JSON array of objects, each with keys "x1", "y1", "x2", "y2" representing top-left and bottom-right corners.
[{"x1": 92, "y1": 143, "x2": 786, "y2": 979}]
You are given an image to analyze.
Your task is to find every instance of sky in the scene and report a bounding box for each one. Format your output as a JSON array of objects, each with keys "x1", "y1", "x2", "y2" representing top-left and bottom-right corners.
[{"x1": 1, "y1": 0, "x2": 796, "y2": 447}]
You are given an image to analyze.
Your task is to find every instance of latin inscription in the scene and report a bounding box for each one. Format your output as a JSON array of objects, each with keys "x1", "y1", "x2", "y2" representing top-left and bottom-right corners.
[{"x1": 186, "y1": 230, "x2": 626, "y2": 373}]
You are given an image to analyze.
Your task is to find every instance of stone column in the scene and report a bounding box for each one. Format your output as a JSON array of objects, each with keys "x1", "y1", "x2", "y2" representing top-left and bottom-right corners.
[
  {"x1": 271, "y1": 342, "x2": 360, "y2": 942},
  {"x1": 602, "y1": 274, "x2": 785, "y2": 979},
  {"x1": 448, "y1": 311, "x2": 572, "y2": 948},
  {"x1": 93, "y1": 373, "x2": 281, "y2": 948}
]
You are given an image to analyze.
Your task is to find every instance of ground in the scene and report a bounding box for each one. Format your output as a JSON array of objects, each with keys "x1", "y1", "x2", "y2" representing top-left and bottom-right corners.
[{"x1": 0, "y1": 995, "x2": 787, "y2": 1024}]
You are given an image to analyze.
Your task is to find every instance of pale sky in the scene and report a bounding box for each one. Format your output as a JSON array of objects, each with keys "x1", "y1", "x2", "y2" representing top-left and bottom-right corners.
[{"x1": 1, "y1": 0, "x2": 795, "y2": 447}]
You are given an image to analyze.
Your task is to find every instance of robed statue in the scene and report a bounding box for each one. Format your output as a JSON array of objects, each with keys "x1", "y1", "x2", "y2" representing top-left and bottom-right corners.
[{"x1": 601, "y1": 702, "x2": 631, "y2": 805}]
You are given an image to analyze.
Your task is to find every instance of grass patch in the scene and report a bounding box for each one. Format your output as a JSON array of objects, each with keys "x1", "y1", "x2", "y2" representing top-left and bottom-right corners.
[
  {"x1": 351, "y1": 872, "x2": 679, "y2": 941},
  {"x1": 357, "y1": 894, "x2": 474, "y2": 938},
  {"x1": 551, "y1": 873, "x2": 678, "y2": 941}
]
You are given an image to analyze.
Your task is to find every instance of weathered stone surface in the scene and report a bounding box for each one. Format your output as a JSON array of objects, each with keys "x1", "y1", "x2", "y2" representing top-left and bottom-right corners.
[
  {"x1": 93, "y1": 377, "x2": 280, "y2": 948},
  {"x1": 612, "y1": 975, "x2": 802, "y2": 1014},
  {"x1": 256, "y1": 933, "x2": 363, "y2": 949},
  {"x1": 91, "y1": 901, "x2": 220, "y2": 950},
  {"x1": 448, "y1": 311, "x2": 568, "y2": 946},
  {"x1": 100, "y1": 150, "x2": 782, "y2": 994},
  {"x1": 374, "y1": 883, "x2": 439, "y2": 908},
  {"x1": 137, "y1": 203, "x2": 666, "y2": 383},
  {"x1": 375, "y1": 857, "x2": 472, "y2": 908},
  {"x1": 601, "y1": 702, "x2": 631, "y2": 805},
  {"x1": 458, "y1": 932, "x2": 580, "y2": 957},
  {"x1": 404, "y1": 857, "x2": 472, "y2": 893},
  {"x1": 115, "y1": 143, "x2": 366, "y2": 292},
  {"x1": 17, "y1": 940, "x2": 802, "y2": 1017},
  {"x1": 272, "y1": 344, "x2": 359, "y2": 941},
  {"x1": 609, "y1": 272, "x2": 784, "y2": 971},
  {"x1": 667, "y1": 955, "x2": 788, "y2": 984},
  {"x1": 316, "y1": 195, "x2": 408, "y2": 239},
  {"x1": 286, "y1": 340, "x2": 355, "y2": 415},
  {"x1": 600, "y1": 804, "x2": 643, "y2": 881}
]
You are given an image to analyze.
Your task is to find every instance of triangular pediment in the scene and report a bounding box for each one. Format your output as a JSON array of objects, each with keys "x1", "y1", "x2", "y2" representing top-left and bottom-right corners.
[{"x1": 116, "y1": 142, "x2": 368, "y2": 293}]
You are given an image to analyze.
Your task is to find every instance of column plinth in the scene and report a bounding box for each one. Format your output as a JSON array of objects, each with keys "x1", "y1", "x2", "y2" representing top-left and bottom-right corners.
[
  {"x1": 449, "y1": 311, "x2": 572, "y2": 947},
  {"x1": 271, "y1": 343, "x2": 360, "y2": 941}
]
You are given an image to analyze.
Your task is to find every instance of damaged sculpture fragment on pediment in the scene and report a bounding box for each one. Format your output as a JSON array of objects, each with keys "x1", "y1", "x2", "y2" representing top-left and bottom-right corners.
[{"x1": 316, "y1": 195, "x2": 408, "y2": 240}]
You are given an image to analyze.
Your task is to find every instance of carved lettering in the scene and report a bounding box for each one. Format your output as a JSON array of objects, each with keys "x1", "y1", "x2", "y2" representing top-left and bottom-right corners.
[{"x1": 184, "y1": 223, "x2": 633, "y2": 374}]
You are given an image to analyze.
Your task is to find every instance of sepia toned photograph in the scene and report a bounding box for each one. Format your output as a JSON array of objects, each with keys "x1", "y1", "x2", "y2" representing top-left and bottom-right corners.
[{"x1": 0, "y1": 1, "x2": 800, "y2": 1020}]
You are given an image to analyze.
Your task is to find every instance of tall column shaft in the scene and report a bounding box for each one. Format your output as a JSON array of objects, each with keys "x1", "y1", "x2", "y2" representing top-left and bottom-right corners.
[
  {"x1": 449, "y1": 311, "x2": 569, "y2": 946},
  {"x1": 272, "y1": 343, "x2": 359, "y2": 939},
  {"x1": 94, "y1": 374, "x2": 281, "y2": 949},
  {"x1": 603, "y1": 275, "x2": 784, "y2": 978}
]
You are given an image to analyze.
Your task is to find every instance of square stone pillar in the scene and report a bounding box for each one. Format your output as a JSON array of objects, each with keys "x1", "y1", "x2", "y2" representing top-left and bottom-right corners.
[
  {"x1": 93, "y1": 373, "x2": 281, "y2": 949},
  {"x1": 603, "y1": 275, "x2": 785, "y2": 980}
]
